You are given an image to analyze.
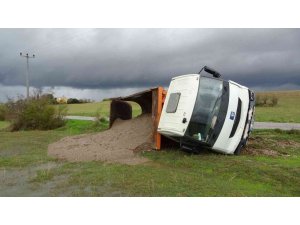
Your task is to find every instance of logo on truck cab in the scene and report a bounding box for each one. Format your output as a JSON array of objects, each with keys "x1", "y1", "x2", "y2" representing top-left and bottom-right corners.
[{"x1": 230, "y1": 111, "x2": 235, "y2": 120}]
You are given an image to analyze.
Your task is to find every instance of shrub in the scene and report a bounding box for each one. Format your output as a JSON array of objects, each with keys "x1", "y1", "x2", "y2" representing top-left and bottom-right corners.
[
  {"x1": 0, "y1": 104, "x2": 6, "y2": 121},
  {"x1": 5, "y1": 97, "x2": 67, "y2": 131},
  {"x1": 287, "y1": 129, "x2": 300, "y2": 135},
  {"x1": 270, "y1": 95, "x2": 278, "y2": 106},
  {"x1": 262, "y1": 95, "x2": 268, "y2": 105},
  {"x1": 93, "y1": 108, "x2": 109, "y2": 127},
  {"x1": 41, "y1": 93, "x2": 57, "y2": 104},
  {"x1": 255, "y1": 95, "x2": 263, "y2": 106},
  {"x1": 67, "y1": 98, "x2": 80, "y2": 104},
  {"x1": 255, "y1": 94, "x2": 278, "y2": 107},
  {"x1": 78, "y1": 99, "x2": 93, "y2": 103}
]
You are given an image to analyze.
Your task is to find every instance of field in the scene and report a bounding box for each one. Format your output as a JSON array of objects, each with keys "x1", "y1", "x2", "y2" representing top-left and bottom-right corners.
[
  {"x1": 255, "y1": 90, "x2": 300, "y2": 123},
  {"x1": 0, "y1": 119, "x2": 299, "y2": 196},
  {"x1": 55, "y1": 101, "x2": 141, "y2": 118},
  {"x1": 1, "y1": 90, "x2": 299, "y2": 196},
  {"x1": 57, "y1": 90, "x2": 300, "y2": 123},
  {"x1": 0, "y1": 121, "x2": 10, "y2": 130}
]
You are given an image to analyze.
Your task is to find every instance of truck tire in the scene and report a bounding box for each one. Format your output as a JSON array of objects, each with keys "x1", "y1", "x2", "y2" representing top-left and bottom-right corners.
[{"x1": 234, "y1": 139, "x2": 247, "y2": 155}]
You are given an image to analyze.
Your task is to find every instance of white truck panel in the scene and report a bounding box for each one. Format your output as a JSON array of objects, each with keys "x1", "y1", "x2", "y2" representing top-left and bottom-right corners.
[
  {"x1": 158, "y1": 74, "x2": 199, "y2": 136},
  {"x1": 212, "y1": 82, "x2": 249, "y2": 154}
]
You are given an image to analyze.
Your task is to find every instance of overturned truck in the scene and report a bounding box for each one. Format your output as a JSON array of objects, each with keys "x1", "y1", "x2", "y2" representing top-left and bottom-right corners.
[{"x1": 110, "y1": 66, "x2": 255, "y2": 155}]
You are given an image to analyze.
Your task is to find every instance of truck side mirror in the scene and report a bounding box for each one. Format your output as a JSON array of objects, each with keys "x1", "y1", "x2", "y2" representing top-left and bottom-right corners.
[{"x1": 199, "y1": 66, "x2": 221, "y2": 78}]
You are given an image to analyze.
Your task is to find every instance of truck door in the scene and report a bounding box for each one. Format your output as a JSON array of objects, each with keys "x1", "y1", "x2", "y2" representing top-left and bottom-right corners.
[{"x1": 158, "y1": 74, "x2": 199, "y2": 137}]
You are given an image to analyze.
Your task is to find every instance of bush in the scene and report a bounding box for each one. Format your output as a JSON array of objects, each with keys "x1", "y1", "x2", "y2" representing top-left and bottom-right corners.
[
  {"x1": 66, "y1": 98, "x2": 94, "y2": 104},
  {"x1": 255, "y1": 95, "x2": 263, "y2": 106},
  {"x1": 270, "y1": 95, "x2": 278, "y2": 106},
  {"x1": 4, "y1": 97, "x2": 67, "y2": 131},
  {"x1": 67, "y1": 98, "x2": 80, "y2": 104},
  {"x1": 0, "y1": 104, "x2": 6, "y2": 121},
  {"x1": 93, "y1": 108, "x2": 109, "y2": 127},
  {"x1": 255, "y1": 94, "x2": 279, "y2": 107},
  {"x1": 78, "y1": 99, "x2": 93, "y2": 103},
  {"x1": 262, "y1": 95, "x2": 268, "y2": 105},
  {"x1": 41, "y1": 93, "x2": 57, "y2": 104}
]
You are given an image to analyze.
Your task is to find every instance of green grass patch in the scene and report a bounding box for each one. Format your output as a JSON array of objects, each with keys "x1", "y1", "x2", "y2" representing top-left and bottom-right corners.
[
  {"x1": 56, "y1": 119, "x2": 109, "y2": 135},
  {"x1": 0, "y1": 121, "x2": 10, "y2": 130},
  {"x1": 0, "y1": 119, "x2": 299, "y2": 196},
  {"x1": 45, "y1": 148, "x2": 299, "y2": 196},
  {"x1": 30, "y1": 169, "x2": 55, "y2": 183},
  {"x1": 255, "y1": 90, "x2": 300, "y2": 122},
  {"x1": 55, "y1": 101, "x2": 141, "y2": 117}
]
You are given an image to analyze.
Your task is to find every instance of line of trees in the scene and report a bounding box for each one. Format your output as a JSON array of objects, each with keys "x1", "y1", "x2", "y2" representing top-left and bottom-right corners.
[
  {"x1": 39, "y1": 94, "x2": 93, "y2": 104},
  {"x1": 67, "y1": 98, "x2": 93, "y2": 104}
]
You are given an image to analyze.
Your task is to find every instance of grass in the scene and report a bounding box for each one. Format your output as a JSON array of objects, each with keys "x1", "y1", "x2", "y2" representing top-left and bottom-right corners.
[
  {"x1": 255, "y1": 90, "x2": 300, "y2": 123},
  {"x1": 56, "y1": 101, "x2": 141, "y2": 117},
  {"x1": 0, "y1": 121, "x2": 10, "y2": 130},
  {"x1": 0, "y1": 119, "x2": 299, "y2": 196},
  {"x1": 55, "y1": 119, "x2": 109, "y2": 135},
  {"x1": 30, "y1": 169, "x2": 55, "y2": 183}
]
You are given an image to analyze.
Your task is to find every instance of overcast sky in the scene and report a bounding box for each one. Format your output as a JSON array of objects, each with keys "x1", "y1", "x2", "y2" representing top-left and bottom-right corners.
[{"x1": 0, "y1": 28, "x2": 300, "y2": 102}]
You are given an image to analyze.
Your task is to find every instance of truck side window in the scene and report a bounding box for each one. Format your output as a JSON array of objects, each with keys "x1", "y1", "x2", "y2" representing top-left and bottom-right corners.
[{"x1": 166, "y1": 93, "x2": 181, "y2": 113}]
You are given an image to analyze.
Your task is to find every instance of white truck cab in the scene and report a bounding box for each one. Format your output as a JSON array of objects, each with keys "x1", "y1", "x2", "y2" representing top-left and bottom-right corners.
[{"x1": 158, "y1": 66, "x2": 255, "y2": 155}]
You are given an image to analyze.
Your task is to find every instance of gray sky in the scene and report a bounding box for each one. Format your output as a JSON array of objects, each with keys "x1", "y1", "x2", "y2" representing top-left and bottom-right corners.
[{"x1": 0, "y1": 28, "x2": 300, "y2": 102}]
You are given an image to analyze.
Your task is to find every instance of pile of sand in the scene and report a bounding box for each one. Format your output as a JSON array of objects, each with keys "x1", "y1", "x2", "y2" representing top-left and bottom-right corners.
[{"x1": 48, "y1": 114, "x2": 152, "y2": 165}]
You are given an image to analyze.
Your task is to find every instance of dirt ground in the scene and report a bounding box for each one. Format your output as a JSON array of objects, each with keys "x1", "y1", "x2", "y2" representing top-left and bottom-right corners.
[
  {"x1": 243, "y1": 146, "x2": 281, "y2": 156},
  {"x1": 48, "y1": 114, "x2": 152, "y2": 165},
  {"x1": 243, "y1": 136, "x2": 300, "y2": 156}
]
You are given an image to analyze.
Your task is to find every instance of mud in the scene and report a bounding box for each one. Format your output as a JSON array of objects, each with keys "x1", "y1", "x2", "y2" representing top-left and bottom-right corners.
[
  {"x1": 243, "y1": 147, "x2": 281, "y2": 156},
  {"x1": 48, "y1": 114, "x2": 152, "y2": 165},
  {"x1": 0, "y1": 162, "x2": 63, "y2": 197},
  {"x1": 242, "y1": 137, "x2": 299, "y2": 156}
]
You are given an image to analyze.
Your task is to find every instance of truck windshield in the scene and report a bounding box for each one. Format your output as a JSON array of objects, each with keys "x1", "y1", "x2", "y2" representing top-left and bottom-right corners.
[{"x1": 186, "y1": 76, "x2": 223, "y2": 142}]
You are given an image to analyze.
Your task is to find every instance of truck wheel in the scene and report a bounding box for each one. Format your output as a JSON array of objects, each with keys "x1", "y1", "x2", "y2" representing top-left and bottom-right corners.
[
  {"x1": 234, "y1": 136, "x2": 249, "y2": 155},
  {"x1": 234, "y1": 141, "x2": 245, "y2": 155},
  {"x1": 234, "y1": 143, "x2": 243, "y2": 155}
]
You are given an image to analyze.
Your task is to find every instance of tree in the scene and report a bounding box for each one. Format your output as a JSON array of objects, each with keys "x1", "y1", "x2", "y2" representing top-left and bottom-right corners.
[{"x1": 67, "y1": 98, "x2": 80, "y2": 104}]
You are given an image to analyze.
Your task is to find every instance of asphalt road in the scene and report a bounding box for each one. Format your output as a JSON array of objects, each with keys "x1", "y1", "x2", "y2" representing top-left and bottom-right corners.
[
  {"x1": 65, "y1": 116, "x2": 300, "y2": 130},
  {"x1": 66, "y1": 115, "x2": 97, "y2": 121},
  {"x1": 253, "y1": 122, "x2": 300, "y2": 130}
]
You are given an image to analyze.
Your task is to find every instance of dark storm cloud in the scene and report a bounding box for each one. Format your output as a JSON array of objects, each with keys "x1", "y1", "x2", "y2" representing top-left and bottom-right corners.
[{"x1": 0, "y1": 28, "x2": 300, "y2": 90}]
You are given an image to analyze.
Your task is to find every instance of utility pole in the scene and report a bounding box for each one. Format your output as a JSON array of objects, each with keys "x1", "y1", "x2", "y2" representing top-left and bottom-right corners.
[{"x1": 20, "y1": 52, "x2": 35, "y2": 99}]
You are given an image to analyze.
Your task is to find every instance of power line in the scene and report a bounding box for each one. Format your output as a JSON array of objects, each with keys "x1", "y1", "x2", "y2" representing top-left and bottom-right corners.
[{"x1": 20, "y1": 52, "x2": 35, "y2": 99}]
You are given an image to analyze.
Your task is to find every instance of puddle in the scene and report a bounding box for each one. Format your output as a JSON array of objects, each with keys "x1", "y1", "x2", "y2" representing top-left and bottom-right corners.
[
  {"x1": 0, "y1": 162, "x2": 65, "y2": 196},
  {"x1": 0, "y1": 161, "x2": 125, "y2": 196}
]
